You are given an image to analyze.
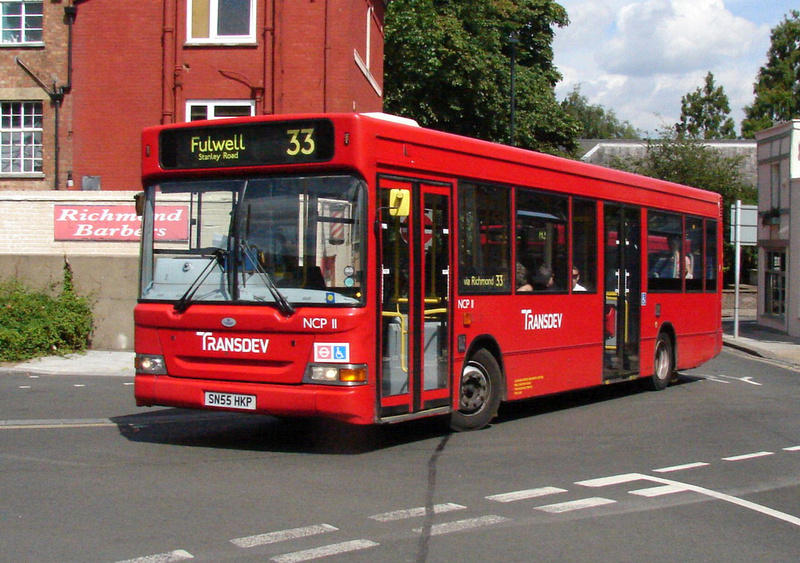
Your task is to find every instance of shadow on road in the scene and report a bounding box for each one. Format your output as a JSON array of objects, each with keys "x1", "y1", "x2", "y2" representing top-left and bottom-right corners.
[
  {"x1": 112, "y1": 375, "x2": 701, "y2": 454},
  {"x1": 111, "y1": 409, "x2": 450, "y2": 455}
]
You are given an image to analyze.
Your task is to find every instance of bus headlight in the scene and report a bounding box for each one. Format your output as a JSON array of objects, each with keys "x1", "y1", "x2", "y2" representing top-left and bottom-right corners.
[
  {"x1": 135, "y1": 354, "x2": 167, "y2": 375},
  {"x1": 305, "y1": 364, "x2": 368, "y2": 385}
]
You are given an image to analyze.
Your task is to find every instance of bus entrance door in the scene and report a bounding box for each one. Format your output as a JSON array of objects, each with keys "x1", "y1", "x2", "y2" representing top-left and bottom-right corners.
[
  {"x1": 603, "y1": 204, "x2": 641, "y2": 379},
  {"x1": 378, "y1": 177, "x2": 451, "y2": 421}
]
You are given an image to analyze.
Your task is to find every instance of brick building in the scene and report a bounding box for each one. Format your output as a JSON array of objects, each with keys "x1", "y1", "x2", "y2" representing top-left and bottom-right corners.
[
  {"x1": 0, "y1": 0, "x2": 386, "y2": 350},
  {"x1": 1, "y1": 0, "x2": 386, "y2": 193},
  {"x1": 0, "y1": 0, "x2": 74, "y2": 191}
]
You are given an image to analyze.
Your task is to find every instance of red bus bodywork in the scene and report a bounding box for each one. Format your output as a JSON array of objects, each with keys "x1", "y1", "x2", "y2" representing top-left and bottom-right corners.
[{"x1": 135, "y1": 113, "x2": 722, "y2": 429}]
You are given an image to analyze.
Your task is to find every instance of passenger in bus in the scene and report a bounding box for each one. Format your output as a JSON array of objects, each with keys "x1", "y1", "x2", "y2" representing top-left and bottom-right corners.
[
  {"x1": 532, "y1": 264, "x2": 555, "y2": 290},
  {"x1": 572, "y1": 267, "x2": 587, "y2": 291},
  {"x1": 516, "y1": 262, "x2": 533, "y2": 292},
  {"x1": 652, "y1": 236, "x2": 691, "y2": 279}
]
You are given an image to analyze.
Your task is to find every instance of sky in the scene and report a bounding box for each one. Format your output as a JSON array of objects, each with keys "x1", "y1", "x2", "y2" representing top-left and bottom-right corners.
[{"x1": 552, "y1": 0, "x2": 797, "y2": 136}]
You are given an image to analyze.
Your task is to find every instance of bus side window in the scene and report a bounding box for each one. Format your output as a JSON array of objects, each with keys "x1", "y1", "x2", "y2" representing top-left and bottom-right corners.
[
  {"x1": 647, "y1": 212, "x2": 683, "y2": 292},
  {"x1": 516, "y1": 190, "x2": 568, "y2": 292},
  {"x1": 572, "y1": 199, "x2": 596, "y2": 292},
  {"x1": 705, "y1": 220, "x2": 717, "y2": 291},
  {"x1": 686, "y1": 217, "x2": 704, "y2": 291},
  {"x1": 458, "y1": 183, "x2": 511, "y2": 293}
]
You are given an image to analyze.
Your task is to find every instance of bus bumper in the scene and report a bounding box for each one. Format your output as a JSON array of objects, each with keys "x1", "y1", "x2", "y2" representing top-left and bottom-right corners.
[{"x1": 134, "y1": 375, "x2": 376, "y2": 425}]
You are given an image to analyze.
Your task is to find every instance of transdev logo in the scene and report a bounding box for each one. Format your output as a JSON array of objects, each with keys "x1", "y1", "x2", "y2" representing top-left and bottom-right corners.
[
  {"x1": 314, "y1": 343, "x2": 350, "y2": 363},
  {"x1": 196, "y1": 332, "x2": 269, "y2": 354}
]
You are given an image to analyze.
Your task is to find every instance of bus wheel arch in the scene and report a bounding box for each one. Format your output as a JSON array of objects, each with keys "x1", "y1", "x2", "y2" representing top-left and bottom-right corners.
[
  {"x1": 648, "y1": 326, "x2": 676, "y2": 391},
  {"x1": 450, "y1": 339, "x2": 505, "y2": 432}
]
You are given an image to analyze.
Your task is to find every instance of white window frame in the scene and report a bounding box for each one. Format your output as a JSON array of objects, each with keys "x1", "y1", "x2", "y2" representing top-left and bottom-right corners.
[
  {"x1": 0, "y1": 100, "x2": 43, "y2": 175},
  {"x1": 1, "y1": 0, "x2": 43, "y2": 45},
  {"x1": 187, "y1": 0, "x2": 256, "y2": 45},
  {"x1": 353, "y1": 4, "x2": 382, "y2": 97},
  {"x1": 186, "y1": 99, "x2": 256, "y2": 122}
]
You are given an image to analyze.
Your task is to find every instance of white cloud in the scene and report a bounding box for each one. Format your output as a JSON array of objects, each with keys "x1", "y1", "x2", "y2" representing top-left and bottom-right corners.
[
  {"x1": 554, "y1": 0, "x2": 781, "y2": 135},
  {"x1": 600, "y1": 0, "x2": 762, "y2": 76}
]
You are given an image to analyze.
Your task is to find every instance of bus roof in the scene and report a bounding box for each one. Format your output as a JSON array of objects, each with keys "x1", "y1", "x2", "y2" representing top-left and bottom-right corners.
[{"x1": 142, "y1": 112, "x2": 722, "y2": 215}]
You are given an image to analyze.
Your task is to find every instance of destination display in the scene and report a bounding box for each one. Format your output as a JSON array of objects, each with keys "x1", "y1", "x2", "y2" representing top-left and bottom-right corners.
[{"x1": 159, "y1": 119, "x2": 335, "y2": 169}]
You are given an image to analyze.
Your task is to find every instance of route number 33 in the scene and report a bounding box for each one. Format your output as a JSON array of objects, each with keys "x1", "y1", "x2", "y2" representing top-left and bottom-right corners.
[{"x1": 286, "y1": 128, "x2": 315, "y2": 156}]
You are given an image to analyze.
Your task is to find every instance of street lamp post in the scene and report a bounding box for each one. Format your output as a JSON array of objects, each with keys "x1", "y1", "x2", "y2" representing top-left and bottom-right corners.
[{"x1": 508, "y1": 32, "x2": 519, "y2": 146}]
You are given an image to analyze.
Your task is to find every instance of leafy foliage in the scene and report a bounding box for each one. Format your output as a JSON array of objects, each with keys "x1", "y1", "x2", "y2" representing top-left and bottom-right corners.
[
  {"x1": 610, "y1": 127, "x2": 756, "y2": 211},
  {"x1": 384, "y1": 0, "x2": 579, "y2": 154},
  {"x1": 676, "y1": 72, "x2": 737, "y2": 139},
  {"x1": 610, "y1": 128, "x2": 757, "y2": 283},
  {"x1": 561, "y1": 85, "x2": 640, "y2": 139},
  {"x1": 0, "y1": 261, "x2": 93, "y2": 362},
  {"x1": 741, "y1": 11, "x2": 800, "y2": 138}
]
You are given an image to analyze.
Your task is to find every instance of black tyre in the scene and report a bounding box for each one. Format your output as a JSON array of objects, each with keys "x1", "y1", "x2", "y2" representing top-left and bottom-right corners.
[
  {"x1": 450, "y1": 349, "x2": 503, "y2": 431},
  {"x1": 648, "y1": 333, "x2": 674, "y2": 391}
]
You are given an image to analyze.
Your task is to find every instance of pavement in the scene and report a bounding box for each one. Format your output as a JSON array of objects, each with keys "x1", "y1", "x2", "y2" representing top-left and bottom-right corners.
[
  {"x1": 721, "y1": 318, "x2": 800, "y2": 368},
  {"x1": 2, "y1": 316, "x2": 799, "y2": 377}
]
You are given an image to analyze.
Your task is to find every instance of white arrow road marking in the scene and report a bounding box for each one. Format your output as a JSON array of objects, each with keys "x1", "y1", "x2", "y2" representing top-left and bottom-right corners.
[{"x1": 578, "y1": 473, "x2": 800, "y2": 527}]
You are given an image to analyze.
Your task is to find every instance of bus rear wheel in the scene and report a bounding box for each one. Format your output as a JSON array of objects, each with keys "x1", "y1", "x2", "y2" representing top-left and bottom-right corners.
[
  {"x1": 648, "y1": 333, "x2": 674, "y2": 391},
  {"x1": 450, "y1": 349, "x2": 502, "y2": 432}
]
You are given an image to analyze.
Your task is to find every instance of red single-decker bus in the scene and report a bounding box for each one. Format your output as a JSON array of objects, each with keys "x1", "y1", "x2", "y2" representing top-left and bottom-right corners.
[{"x1": 134, "y1": 113, "x2": 722, "y2": 431}]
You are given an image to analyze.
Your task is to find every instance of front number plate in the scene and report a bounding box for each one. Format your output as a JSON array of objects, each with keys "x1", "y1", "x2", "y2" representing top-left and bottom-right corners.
[{"x1": 204, "y1": 391, "x2": 256, "y2": 411}]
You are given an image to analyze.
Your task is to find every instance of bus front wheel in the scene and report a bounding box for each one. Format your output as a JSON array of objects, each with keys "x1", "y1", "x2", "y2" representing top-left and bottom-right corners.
[
  {"x1": 648, "y1": 333, "x2": 675, "y2": 391},
  {"x1": 450, "y1": 349, "x2": 502, "y2": 432}
]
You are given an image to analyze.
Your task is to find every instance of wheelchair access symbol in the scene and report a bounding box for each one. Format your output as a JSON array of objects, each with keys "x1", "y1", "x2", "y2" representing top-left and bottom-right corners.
[{"x1": 314, "y1": 343, "x2": 350, "y2": 363}]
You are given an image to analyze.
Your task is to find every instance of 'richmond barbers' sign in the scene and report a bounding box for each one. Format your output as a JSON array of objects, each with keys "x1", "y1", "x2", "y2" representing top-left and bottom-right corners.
[{"x1": 54, "y1": 205, "x2": 188, "y2": 242}]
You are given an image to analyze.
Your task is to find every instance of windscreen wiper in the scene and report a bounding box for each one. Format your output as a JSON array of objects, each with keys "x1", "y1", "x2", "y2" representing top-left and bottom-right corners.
[
  {"x1": 239, "y1": 244, "x2": 296, "y2": 317},
  {"x1": 173, "y1": 248, "x2": 226, "y2": 314}
]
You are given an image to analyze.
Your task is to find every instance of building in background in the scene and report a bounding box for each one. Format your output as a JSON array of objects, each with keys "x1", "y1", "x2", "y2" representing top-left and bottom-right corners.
[
  {"x1": 0, "y1": 0, "x2": 74, "y2": 191},
  {"x1": 579, "y1": 139, "x2": 757, "y2": 189},
  {"x1": 0, "y1": 0, "x2": 386, "y2": 350},
  {"x1": 1, "y1": 0, "x2": 386, "y2": 193},
  {"x1": 755, "y1": 121, "x2": 800, "y2": 337}
]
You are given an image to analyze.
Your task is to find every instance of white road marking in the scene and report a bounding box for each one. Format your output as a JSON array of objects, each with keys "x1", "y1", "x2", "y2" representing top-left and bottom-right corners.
[
  {"x1": 0, "y1": 418, "x2": 115, "y2": 429},
  {"x1": 74, "y1": 384, "x2": 86, "y2": 387},
  {"x1": 578, "y1": 472, "x2": 800, "y2": 527},
  {"x1": 653, "y1": 462, "x2": 710, "y2": 473},
  {"x1": 690, "y1": 373, "x2": 761, "y2": 385},
  {"x1": 536, "y1": 497, "x2": 617, "y2": 514},
  {"x1": 231, "y1": 524, "x2": 337, "y2": 548},
  {"x1": 700, "y1": 376, "x2": 730, "y2": 384},
  {"x1": 114, "y1": 549, "x2": 193, "y2": 563},
  {"x1": 486, "y1": 486, "x2": 567, "y2": 503},
  {"x1": 270, "y1": 540, "x2": 378, "y2": 563},
  {"x1": 370, "y1": 503, "x2": 465, "y2": 522},
  {"x1": 722, "y1": 451, "x2": 774, "y2": 462},
  {"x1": 739, "y1": 377, "x2": 761, "y2": 386},
  {"x1": 19, "y1": 386, "x2": 31, "y2": 389},
  {"x1": 413, "y1": 515, "x2": 510, "y2": 536},
  {"x1": 577, "y1": 474, "x2": 643, "y2": 488},
  {"x1": 630, "y1": 484, "x2": 690, "y2": 497},
  {"x1": 784, "y1": 445, "x2": 800, "y2": 451}
]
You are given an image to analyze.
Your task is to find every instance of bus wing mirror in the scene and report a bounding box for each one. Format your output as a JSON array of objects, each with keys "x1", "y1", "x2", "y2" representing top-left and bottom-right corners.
[
  {"x1": 134, "y1": 192, "x2": 145, "y2": 217},
  {"x1": 389, "y1": 188, "x2": 410, "y2": 217}
]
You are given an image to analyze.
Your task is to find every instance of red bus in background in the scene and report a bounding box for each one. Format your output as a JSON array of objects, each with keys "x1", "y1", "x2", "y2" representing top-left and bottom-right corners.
[{"x1": 134, "y1": 113, "x2": 722, "y2": 431}]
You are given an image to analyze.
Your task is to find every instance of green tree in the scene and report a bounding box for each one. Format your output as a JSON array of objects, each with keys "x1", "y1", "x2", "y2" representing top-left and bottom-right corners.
[
  {"x1": 741, "y1": 11, "x2": 800, "y2": 138},
  {"x1": 561, "y1": 85, "x2": 640, "y2": 139},
  {"x1": 611, "y1": 127, "x2": 755, "y2": 210},
  {"x1": 384, "y1": 0, "x2": 579, "y2": 154},
  {"x1": 611, "y1": 128, "x2": 757, "y2": 283},
  {"x1": 676, "y1": 72, "x2": 737, "y2": 139}
]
